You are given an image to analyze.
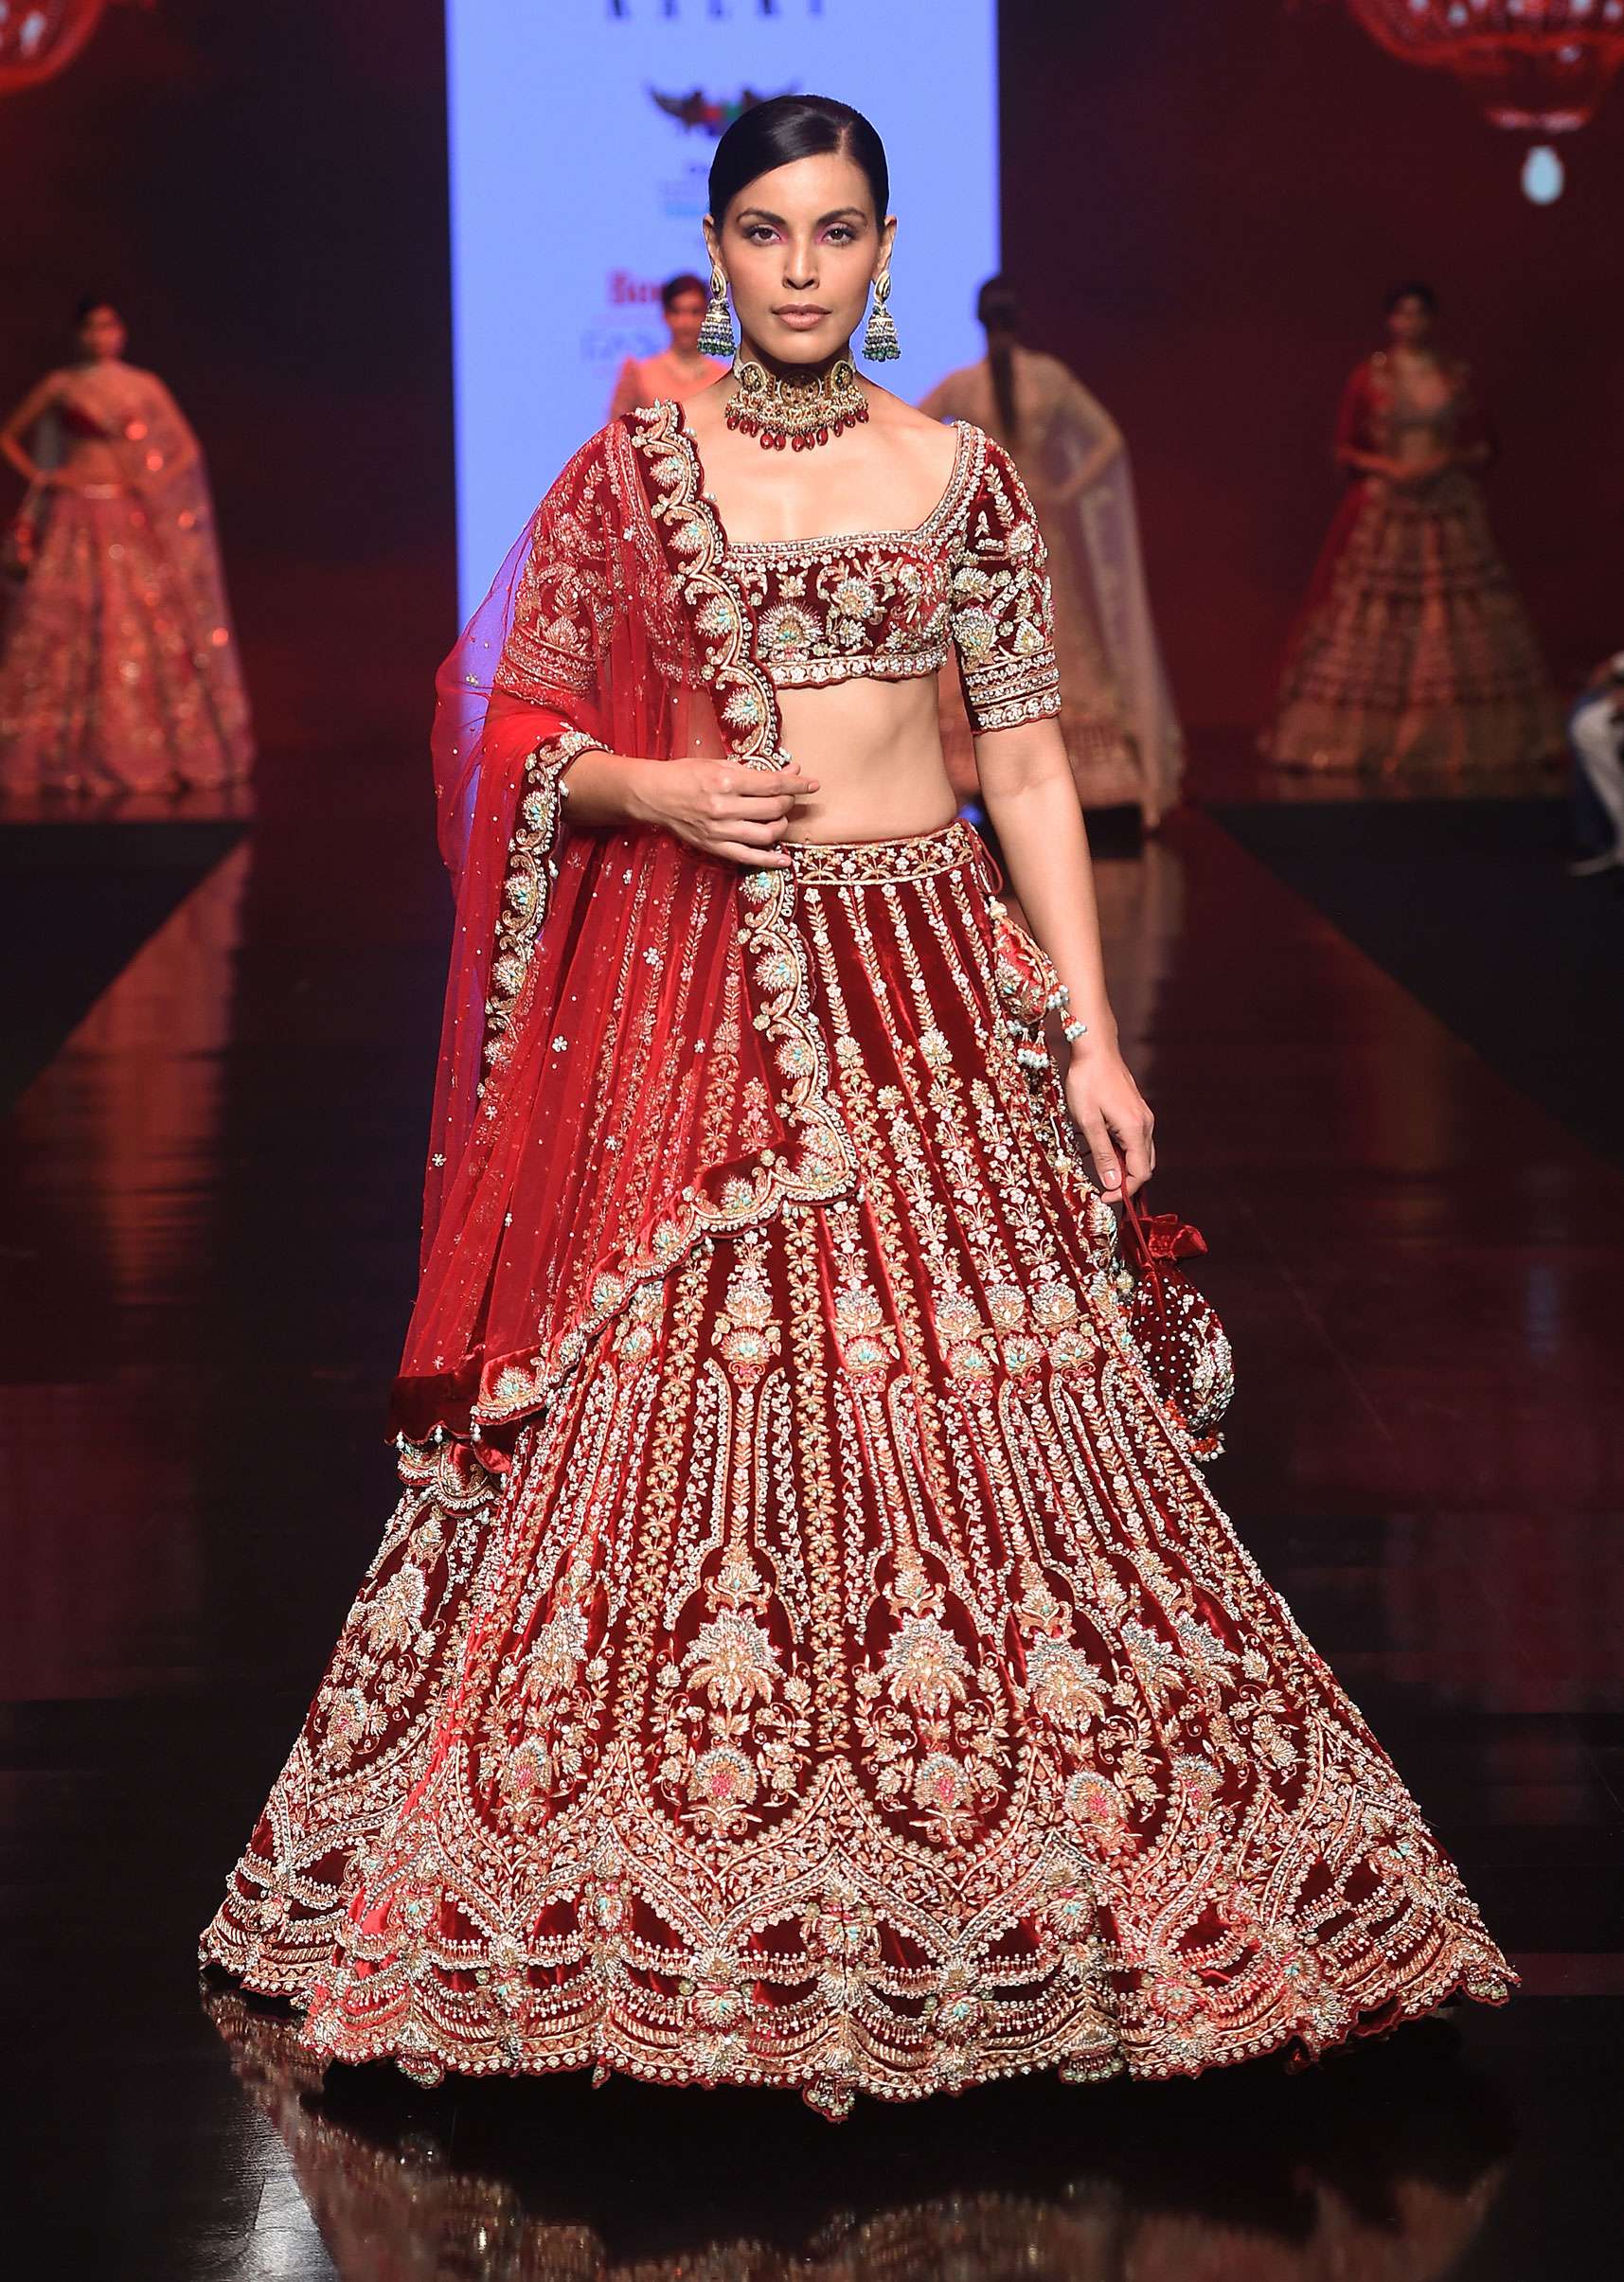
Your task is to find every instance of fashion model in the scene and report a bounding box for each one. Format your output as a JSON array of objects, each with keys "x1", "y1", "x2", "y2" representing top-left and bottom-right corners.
[
  {"x1": 922, "y1": 278, "x2": 1182, "y2": 827},
  {"x1": 608, "y1": 273, "x2": 729, "y2": 421},
  {"x1": 203, "y1": 101, "x2": 1509, "y2": 2116},
  {"x1": 0, "y1": 298, "x2": 253, "y2": 796}
]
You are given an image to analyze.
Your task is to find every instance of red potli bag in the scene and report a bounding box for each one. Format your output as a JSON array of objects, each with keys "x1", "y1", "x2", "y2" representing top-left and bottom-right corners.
[{"x1": 1115, "y1": 1189, "x2": 1235, "y2": 1460}]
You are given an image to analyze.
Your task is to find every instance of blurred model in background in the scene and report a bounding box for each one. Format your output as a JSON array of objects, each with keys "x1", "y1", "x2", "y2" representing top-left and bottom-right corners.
[
  {"x1": 920, "y1": 276, "x2": 1183, "y2": 829},
  {"x1": 608, "y1": 273, "x2": 728, "y2": 419},
  {"x1": 0, "y1": 298, "x2": 253, "y2": 798},
  {"x1": 1264, "y1": 283, "x2": 1560, "y2": 780}
]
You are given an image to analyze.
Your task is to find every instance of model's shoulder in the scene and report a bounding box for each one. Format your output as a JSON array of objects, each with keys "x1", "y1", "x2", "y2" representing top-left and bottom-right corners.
[
  {"x1": 870, "y1": 387, "x2": 956, "y2": 441},
  {"x1": 870, "y1": 390, "x2": 973, "y2": 484},
  {"x1": 530, "y1": 420, "x2": 637, "y2": 526},
  {"x1": 122, "y1": 364, "x2": 177, "y2": 402},
  {"x1": 945, "y1": 418, "x2": 1013, "y2": 474},
  {"x1": 559, "y1": 413, "x2": 661, "y2": 478},
  {"x1": 607, "y1": 398, "x2": 695, "y2": 447},
  {"x1": 555, "y1": 403, "x2": 704, "y2": 508}
]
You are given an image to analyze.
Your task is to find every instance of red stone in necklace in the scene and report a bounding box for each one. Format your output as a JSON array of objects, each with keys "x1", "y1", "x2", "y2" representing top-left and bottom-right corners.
[{"x1": 723, "y1": 356, "x2": 869, "y2": 453}]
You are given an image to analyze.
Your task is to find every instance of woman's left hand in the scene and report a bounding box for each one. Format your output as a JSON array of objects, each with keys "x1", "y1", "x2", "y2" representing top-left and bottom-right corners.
[{"x1": 1064, "y1": 1047, "x2": 1155, "y2": 1198}]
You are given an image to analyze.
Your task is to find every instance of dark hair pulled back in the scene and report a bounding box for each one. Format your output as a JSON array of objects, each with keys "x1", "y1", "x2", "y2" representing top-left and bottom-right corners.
[
  {"x1": 1384, "y1": 279, "x2": 1438, "y2": 316},
  {"x1": 661, "y1": 273, "x2": 706, "y2": 312},
  {"x1": 708, "y1": 94, "x2": 889, "y2": 226},
  {"x1": 976, "y1": 275, "x2": 1023, "y2": 446}
]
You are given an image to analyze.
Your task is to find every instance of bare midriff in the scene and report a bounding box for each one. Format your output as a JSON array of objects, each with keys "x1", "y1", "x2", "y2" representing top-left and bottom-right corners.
[
  {"x1": 773, "y1": 673, "x2": 959, "y2": 846},
  {"x1": 1387, "y1": 365, "x2": 1454, "y2": 467},
  {"x1": 53, "y1": 434, "x2": 130, "y2": 490}
]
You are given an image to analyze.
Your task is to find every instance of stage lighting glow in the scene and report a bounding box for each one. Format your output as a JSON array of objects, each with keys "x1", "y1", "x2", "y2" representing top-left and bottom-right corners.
[{"x1": 1521, "y1": 141, "x2": 1565, "y2": 197}]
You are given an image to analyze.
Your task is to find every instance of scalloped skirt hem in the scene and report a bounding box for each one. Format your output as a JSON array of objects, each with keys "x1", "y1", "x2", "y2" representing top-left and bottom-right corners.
[{"x1": 199, "y1": 1949, "x2": 1514, "y2": 2122}]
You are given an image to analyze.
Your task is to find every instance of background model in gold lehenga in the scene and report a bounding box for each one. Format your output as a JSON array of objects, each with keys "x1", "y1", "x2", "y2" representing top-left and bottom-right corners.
[
  {"x1": 1262, "y1": 281, "x2": 1562, "y2": 780},
  {"x1": 921, "y1": 276, "x2": 1184, "y2": 829},
  {"x1": 607, "y1": 272, "x2": 729, "y2": 421},
  {"x1": 0, "y1": 296, "x2": 254, "y2": 799}
]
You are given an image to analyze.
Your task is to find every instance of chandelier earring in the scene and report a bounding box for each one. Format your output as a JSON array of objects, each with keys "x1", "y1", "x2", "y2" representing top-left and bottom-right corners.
[
  {"x1": 698, "y1": 265, "x2": 737, "y2": 360},
  {"x1": 862, "y1": 270, "x2": 901, "y2": 363}
]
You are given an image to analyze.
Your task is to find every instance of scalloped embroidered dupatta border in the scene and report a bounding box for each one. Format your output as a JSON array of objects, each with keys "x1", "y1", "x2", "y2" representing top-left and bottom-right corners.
[{"x1": 453, "y1": 405, "x2": 857, "y2": 1443}]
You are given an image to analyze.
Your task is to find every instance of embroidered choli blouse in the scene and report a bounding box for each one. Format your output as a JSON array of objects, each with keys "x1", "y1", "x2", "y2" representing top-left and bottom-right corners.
[{"x1": 722, "y1": 421, "x2": 1062, "y2": 736}]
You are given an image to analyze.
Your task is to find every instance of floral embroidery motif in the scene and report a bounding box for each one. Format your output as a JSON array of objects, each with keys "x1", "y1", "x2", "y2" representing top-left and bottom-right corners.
[
  {"x1": 483, "y1": 728, "x2": 602, "y2": 1076},
  {"x1": 203, "y1": 822, "x2": 1512, "y2": 2114},
  {"x1": 951, "y1": 444, "x2": 1062, "y2": 732},
  {"x1": 496, "y1": 451, "x2": 617, "y2": 702},
  {"x1": 729, "y1": 529, "x2": 955, "y2": 687},
  {"x1": 647, "y1": 404, "x2": 1059, "y2": 735}
]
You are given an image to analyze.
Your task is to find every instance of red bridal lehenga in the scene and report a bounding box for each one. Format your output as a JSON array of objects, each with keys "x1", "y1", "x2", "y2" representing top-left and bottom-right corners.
[
  {"x1": 1263, "y1": 351, "x2": 1559, "y2": 777},
  {"x1": 202, "y1": 403, "x2": 1511, "y2": 2115},
  {"x1": 0, "y1": 363, "x2": 253, "y2": 797}
]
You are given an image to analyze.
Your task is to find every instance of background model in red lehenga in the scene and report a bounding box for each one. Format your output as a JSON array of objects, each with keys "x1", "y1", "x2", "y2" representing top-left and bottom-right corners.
[
  {"x1": 1263, "y1": 282, "x2": 1561, "y2": 781},
  {"x1": 921, "y1": 277, "x2": 1184, "y2": 829},
  {"x1": 607, "y1": 271, "x2": 729, "y2": 421},
  {"x1": 0, "y1": 297, "x2": 254, "y2": 799}
]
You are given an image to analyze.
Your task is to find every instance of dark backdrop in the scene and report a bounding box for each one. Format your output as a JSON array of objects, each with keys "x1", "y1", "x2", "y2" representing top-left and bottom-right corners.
[
  {"x1": 0, "y1": 0, "x2": 454, "y2": 756},
  {"x1": 1, "y1": 2, "x2": 1618, "y2": 741},
  {"x1": 998, "y1": 0, "x2": 1624, "y2": 730}
]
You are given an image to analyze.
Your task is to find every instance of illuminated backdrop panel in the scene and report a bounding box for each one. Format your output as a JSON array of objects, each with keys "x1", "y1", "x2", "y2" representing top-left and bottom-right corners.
[{"x1": 446, "y1": 0, "x2": 999, "y2": 610}]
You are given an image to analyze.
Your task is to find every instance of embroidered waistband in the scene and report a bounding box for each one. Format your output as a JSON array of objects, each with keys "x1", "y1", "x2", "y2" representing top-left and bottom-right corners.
[{"x1": 788, "y1": 817, "x2": 988, "y2": 886}]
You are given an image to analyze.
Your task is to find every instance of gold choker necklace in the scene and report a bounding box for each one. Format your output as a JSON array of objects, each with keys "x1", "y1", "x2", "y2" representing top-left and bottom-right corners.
[{"x1": 723, "y1": 357, "x2": 869, "y2": 452}]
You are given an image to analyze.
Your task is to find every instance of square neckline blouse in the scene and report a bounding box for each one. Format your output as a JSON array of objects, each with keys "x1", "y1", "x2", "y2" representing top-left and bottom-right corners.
[
  {"x1": 662, "y1": 403, "x2": 1060, "y2": 733},
  {"x1": 673, "y1": 401, "x2": 977, "y2": 559}
]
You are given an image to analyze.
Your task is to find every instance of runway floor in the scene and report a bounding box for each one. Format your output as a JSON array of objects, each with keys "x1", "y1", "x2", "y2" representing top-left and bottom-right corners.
[{"x1": 3, "y1": 754, "x2": 1621, "y2": 2277}]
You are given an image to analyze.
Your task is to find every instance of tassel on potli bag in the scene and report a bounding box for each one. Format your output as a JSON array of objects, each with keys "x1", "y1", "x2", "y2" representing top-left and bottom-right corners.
[{"x1": 1115, "y1": 1190, "x2": 1234, "y2": 1460}]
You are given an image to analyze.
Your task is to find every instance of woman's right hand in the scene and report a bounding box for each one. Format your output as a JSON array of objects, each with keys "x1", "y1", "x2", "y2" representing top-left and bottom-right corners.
[{"x1": 634, "y1": 757, "x2": 820, "y2": 870}]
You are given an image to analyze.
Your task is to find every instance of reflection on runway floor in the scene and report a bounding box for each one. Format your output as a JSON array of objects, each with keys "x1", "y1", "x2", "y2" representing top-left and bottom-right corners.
[
  {"x1": 206, "y1": 1984, "x2": 1511, "y2": 2282},
  {"x1": 3, "y1": 771, "x2": 1621, "y2": 2276}
]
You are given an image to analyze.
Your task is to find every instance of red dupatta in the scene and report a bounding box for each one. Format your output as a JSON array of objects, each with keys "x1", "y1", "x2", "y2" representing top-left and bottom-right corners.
[{"x1": 393, "y1": 403, "x2": 857, "y2": 1455}]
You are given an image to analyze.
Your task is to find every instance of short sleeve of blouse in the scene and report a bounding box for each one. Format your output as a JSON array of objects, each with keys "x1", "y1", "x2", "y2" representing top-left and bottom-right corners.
[{"x1": 948, "y1": 436, "x2": 1061, "y2": 735}]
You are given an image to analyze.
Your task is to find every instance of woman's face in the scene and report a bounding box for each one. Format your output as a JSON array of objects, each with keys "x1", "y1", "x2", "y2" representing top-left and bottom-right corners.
[
  {"x1": 665, "y1": 287, "x2": 707, "y2": 355},
  {"x1": 78, "y1": 306, "x2": 127, "y2": 362},
  {"x1": 705, "y1": 149, "x2": 894, "y2": 367},
  {"x1": 1386, "y1": 294, "x2": 1434, "y2": 349}
]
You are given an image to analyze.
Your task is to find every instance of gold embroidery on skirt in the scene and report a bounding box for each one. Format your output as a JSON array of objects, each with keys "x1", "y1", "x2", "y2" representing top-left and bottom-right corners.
[{"x1": 202, "y1": 826, "x2": 1513, "y2": 2113}]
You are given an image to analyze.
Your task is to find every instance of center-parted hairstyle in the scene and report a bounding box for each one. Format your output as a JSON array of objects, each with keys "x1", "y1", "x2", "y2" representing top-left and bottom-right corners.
[{"x1": 708, "y1": 94, "x2": 890, "y2": 226}]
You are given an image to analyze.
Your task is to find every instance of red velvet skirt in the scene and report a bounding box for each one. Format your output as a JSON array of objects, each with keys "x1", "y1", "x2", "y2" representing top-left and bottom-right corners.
[{"x1": 201, "y1": 821, "x2": 1511, "y2": 2114}]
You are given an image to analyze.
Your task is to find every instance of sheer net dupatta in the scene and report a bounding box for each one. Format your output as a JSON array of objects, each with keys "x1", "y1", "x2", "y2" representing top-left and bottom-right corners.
[{"x1": 395, "y1": 404, "x2": 856, "y2": 1456}]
